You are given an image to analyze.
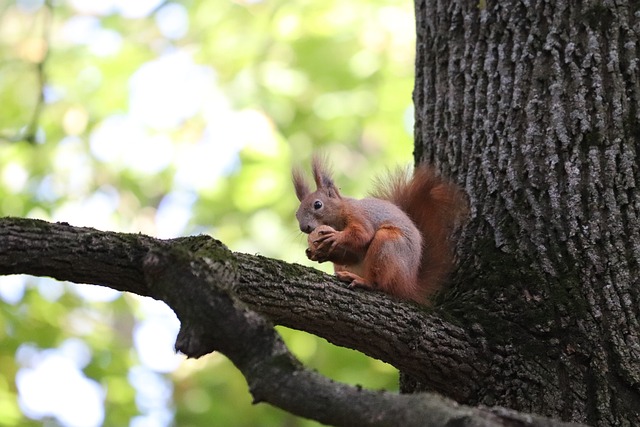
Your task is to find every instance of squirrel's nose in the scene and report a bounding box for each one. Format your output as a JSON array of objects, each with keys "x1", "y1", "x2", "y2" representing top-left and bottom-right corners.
[{"x1": 300, "y1": 224, "x2": 313, "y2": 234}]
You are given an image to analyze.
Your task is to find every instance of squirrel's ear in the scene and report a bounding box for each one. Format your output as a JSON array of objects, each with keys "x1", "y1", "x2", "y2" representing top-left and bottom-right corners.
[
  {"x1": 292, "y1": 168, "x2": 311, "y2": 201},
  {"x1": 311, "y1": 155, "x2": 341, "y2": 198}
]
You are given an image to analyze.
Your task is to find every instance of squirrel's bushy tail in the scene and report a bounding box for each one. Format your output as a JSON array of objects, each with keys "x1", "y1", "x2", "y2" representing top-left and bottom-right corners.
[{"x1": 373, "y1": 166, "x2": 468, "y2": 300}]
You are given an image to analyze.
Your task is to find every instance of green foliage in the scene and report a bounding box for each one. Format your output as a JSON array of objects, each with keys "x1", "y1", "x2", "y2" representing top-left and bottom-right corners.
[{"x1": 0, "y1": 0, "x2": 414, "y2": 425}]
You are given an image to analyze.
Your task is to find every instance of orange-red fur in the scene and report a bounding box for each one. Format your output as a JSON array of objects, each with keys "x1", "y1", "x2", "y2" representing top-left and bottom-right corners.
[
  {"x1": 372, "y1": 166, "x2": 468, "y2": 298},
  {"x1": 294, "y1": 156, "x2": 467, "y2": 304},
  {"x1": 359, "y1": 224, "x2": 424, "y2": 301}
]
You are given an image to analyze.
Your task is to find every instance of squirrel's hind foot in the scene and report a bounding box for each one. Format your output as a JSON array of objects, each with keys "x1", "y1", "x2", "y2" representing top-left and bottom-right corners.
[{"x1": 335, "y1": 271, "x2": 369, "y2": 289}]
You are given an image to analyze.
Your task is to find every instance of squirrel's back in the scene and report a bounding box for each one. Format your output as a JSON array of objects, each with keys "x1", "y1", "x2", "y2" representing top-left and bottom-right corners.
[
  {"x1": 372, "y1": 166, "x2": 468, "y2": 298},
  {"x1": 351, "y1": 197, "x2": 422, "y2": 248}
]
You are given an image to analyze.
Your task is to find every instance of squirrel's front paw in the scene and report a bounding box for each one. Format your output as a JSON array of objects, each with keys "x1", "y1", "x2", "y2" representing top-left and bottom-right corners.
[{"x1": 307, "y1": 225, "x2": 336, "y2": 262}]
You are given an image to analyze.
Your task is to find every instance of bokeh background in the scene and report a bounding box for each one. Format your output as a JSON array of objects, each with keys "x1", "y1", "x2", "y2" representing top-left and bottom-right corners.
[{"x1": 0, "y1": 0, "x2": 416, "y2": 425}]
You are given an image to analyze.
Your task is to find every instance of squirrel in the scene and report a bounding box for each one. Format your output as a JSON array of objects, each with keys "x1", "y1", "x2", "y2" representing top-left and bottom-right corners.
[{"x1": 292, "y1": 155, "x2": 468, "y2": 304}]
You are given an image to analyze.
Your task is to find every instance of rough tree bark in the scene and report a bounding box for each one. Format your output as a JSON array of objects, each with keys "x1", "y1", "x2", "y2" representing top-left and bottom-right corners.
[{"x1": 412, "y1": 0, "x2": 639, "y2": 425}]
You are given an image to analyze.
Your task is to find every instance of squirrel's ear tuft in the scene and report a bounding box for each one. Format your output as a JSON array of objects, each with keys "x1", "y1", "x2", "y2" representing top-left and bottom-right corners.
[
  {"x1": 311, "y1": 154, "x2": 341, "y2": 198},
  {"x1": 292, "y1": 168, "x2": 310, "y2": 201}
]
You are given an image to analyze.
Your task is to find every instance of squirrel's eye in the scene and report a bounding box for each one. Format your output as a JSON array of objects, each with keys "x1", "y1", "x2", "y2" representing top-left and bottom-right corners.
[{"x1": 313, "y1": 200, "x2": 323, "y2": 210}]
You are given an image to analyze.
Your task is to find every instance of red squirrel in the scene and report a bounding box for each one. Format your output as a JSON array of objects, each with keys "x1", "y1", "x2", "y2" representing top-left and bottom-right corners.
[{"x1": 293, "y1": 156, "x2": 467, "y2": 304}]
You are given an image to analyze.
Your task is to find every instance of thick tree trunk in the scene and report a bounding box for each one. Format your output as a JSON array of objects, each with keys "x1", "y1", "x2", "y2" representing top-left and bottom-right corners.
[{"x1": 412, "y1": 0, "x2": 640, "y2": 424}]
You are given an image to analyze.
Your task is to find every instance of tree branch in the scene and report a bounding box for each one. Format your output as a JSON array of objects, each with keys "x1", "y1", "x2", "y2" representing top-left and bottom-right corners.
[
  {"x1": 0, "y1": 216, "x2": 487, "y2": 399},
  {"x1": 232, "y1": 251, "x2": 489, "y2": 402},
  {"x1": 0, "y1": 217, "x2": 585, "y2": 427}
]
